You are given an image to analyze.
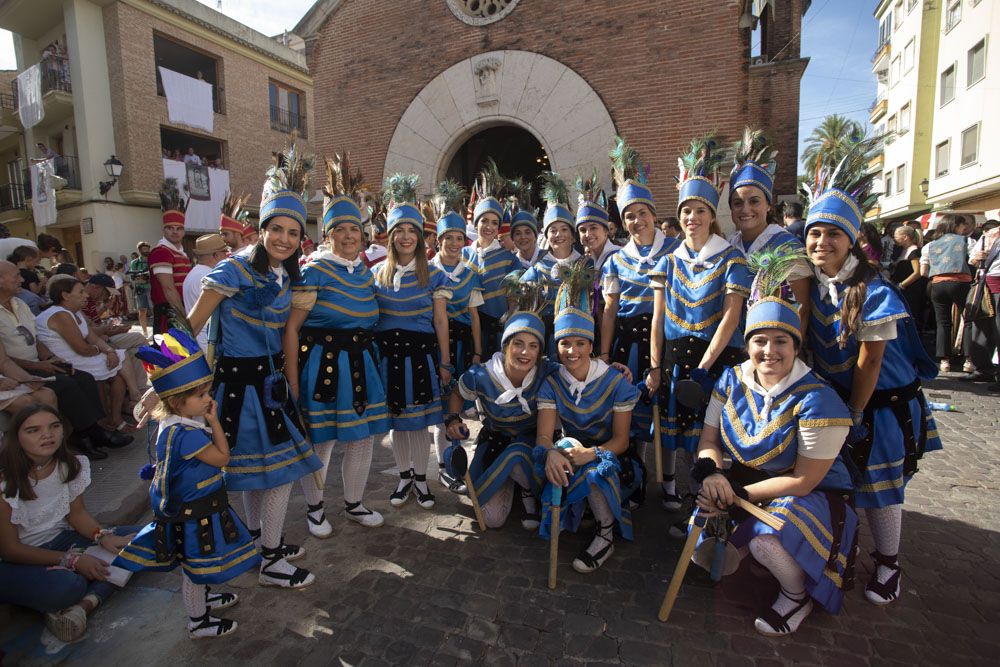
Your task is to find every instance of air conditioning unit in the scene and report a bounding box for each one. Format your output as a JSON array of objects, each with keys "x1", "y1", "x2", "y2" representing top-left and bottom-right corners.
[{"x1": 751, "y1": 55, "x2": 770, "y2": 66}]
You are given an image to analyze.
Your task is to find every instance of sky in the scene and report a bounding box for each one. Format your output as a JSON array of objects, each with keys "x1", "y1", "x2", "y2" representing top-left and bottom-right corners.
[{"x1": 1, "y1": 0, "x2": 875, "y2": 175}]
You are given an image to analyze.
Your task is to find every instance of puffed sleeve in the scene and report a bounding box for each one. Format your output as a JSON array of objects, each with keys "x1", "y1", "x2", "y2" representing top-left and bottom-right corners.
[
  {"x1": 611, "y1": 371, "x2": 639, "y2": 412},
  {"x1": 430, "y1": 266, "x2": 453, "y2": 300},
  {"x1": 602, "y1": 256, "x2": 621, "y2": 295},
  {"x1": 202, "y1": 256, "x2": 248, "y2": 297},
  {"x1": 468, "y1": 268, "x2": 485, "y2": 308},
  {"x1": 705, "y1": 368, "x2": 735, "y2": 430},
  {"x1": 536, "y1": 377, "x2": 557, "y2": 411},
  {"x1": 291, "y1": 262, "x2": 321, "y2": 311},
  {"x1": 458, "y1": 365, "x2": 482, "y2": 401},
  {"x1": 648, "y1": 254, "x2": 670, "y2": 289},
  {"x1": 724, "y1": 252, "x2": 752, "y2": 296},
  {"x1": 178, "y1": 428, "x2": 213, "y2": 460}
]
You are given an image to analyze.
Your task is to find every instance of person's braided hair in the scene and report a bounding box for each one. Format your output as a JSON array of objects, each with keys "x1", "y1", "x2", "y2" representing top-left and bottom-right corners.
[{"x1": 838, "y1": 243, "x2": 878, "y2": 347}]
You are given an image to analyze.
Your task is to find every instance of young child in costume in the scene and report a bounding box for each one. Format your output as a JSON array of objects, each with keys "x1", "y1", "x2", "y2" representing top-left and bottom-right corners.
[{"x1": 113, "y1": 329, "x2": 260, "y2": 639}]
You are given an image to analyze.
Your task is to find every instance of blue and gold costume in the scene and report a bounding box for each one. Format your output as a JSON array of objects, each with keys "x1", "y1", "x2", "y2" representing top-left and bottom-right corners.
[
  {"x1": 292, "y1": 253, "x2": 389, "y2": 442},
  {"x1": 808, "y1": 275, "x2": 941, "y2": 507},
  {"x1": 203, "y1": 254, "x2": 322, "y2": 490},
  {"x1": 115, "y1": 418, "x2": 260, "y2": 583},
  {"x1": 712, "y1": 361, "x2": 858, "y2": 613},
  {"x1": 650, "y1": 240, "x2": 751, "y2": 451}
]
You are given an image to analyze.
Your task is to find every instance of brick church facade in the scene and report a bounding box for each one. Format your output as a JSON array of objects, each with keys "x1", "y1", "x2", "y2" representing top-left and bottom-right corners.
[{"x1": 295, "y1": 0, "x2": 808, "y2": 217}]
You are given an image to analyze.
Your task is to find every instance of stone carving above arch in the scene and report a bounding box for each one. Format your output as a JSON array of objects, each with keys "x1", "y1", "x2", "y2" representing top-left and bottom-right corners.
[
  {"x1": 384, "y1": 50, "x2": 617, "y2": 197},
  {"x1": 445, "y1": 0, "x2": 521, "y2": 26}
]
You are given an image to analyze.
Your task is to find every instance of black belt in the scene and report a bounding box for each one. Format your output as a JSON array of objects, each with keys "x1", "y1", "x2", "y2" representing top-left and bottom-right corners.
[
  {"x1": 376, "y1": 329, "x2": 437, "y2": 414},
  {"x1": 664, "y1": 336, "x2": 746, "y2": 429},
  {"x1": 834, "y1": 379, "x2": 926, "y2": 477},
  {"x1": 449, "y1": 320, "x2": 474, "y2": 372},
  {"x1": 214, "y1": 353, "x2": 298, "y2": 447},
  {"x1": 479, "y1": 313, "x2": 502, "y2": 357},
  {"x1": 153, "y1": 486, "x2": 239, "y2": 562},
  {"x1": 299, "y1": 327, "x2": 374, "y2": 416},
  {"x1": 613, "y1": 314, "x2": 653, "y2": 401}
]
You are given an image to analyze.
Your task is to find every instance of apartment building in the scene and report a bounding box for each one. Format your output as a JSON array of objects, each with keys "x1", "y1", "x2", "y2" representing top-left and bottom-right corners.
[
  {"x1": 869, "y1": 0, "x2": 999, "y2": 224},
  {"x1": 0, "y1": 0, "x2": 315, "y2": 268}
]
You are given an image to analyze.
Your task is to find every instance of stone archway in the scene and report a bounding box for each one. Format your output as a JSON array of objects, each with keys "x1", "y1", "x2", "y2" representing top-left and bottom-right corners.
[{"x1": 383, "y1": 50, "x2": 617, "y2": 196}]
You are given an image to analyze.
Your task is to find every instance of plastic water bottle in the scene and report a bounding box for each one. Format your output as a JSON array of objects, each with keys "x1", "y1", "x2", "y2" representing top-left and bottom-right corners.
[{"x1": 927, "y1": 401, "x2": 958, "y2": 412}]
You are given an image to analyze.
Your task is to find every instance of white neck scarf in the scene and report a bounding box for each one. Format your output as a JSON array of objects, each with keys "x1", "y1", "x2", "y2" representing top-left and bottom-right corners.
[
  {"x1": 433, "y1": 254, "x2": 466, "y2": 283},
  {"x1": 488, "y1": 352, "x2": 536, "y2": 414},
  {"x1": 548, "y1": 249, "x2": 582, "y2": 280},
  {"x1": 519, "y1": 246, "x2": 543, "y2": 269},
  {"x1": 476, "y1": 238, "x2": 500, "y2": 260},
  {"x1": 558, "y1": 358, "x2": 609, "y2": 405},
  {"x1": 814, "y1": 254, "x2": 859, "y2": 304},
  {"x1": 156, "y1": 414, "x2": 211, "y2": 441},
  {"x1": 622, "y1": 229, "x2": 667, "y2": 266},
  {"x1": 675, "y1": 234, "x2": 730, "y2": 270},
  {"x1": 271, "y1": 262, "x2": 287, "y2": 288},
  {"x1": 729, "y1": 223, "x2": 783, "y2": 258},
  {"x1": 739, "y1": 358, "x2": 812, "y2": 421},
  {"x1": 317, "y1": 248, "x2": 363, "y2": 274},
  {"x1": 591, "y1": 239, "x2": 620, "y2": 270},
  {"x1": 392, "y1": 258, "x2": 416, "y2": 292}
]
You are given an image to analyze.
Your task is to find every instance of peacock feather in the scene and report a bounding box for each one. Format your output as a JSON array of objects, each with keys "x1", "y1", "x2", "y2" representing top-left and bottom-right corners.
[
  {"x1": 676, "y1": 133, "x2": 728, "y2": 185},
  {"x1": 609, "y1": 135, "x2": 646, "y2": 187},
  {"x1": 475, "y1": 157, "x2": 506, "y2": 200},
  {"x1": 381, "y1": 172, "x2": 420, "y2": 207},
  {"x1": 575, "y1": 169, "x2": 601, "y2": 205},
  {"x1": 554, "y1": 257, "x2": 597, "y2": 314},
  {"x1": 505, "y1": 176, "x2": 533, "y2": 212},
  {"x1": 731, "y1": 126, "x2": 778, "y2": 177},
  {"x1": 747, "y1": 242, "x2": 808, "y2": 304},
  {"x1": 502, "y1": 269, "x2": 547, "y2": 319},
  {"x1": 433, "y1": 178, "x2": 467, "y2": 218},
  {"x1": 540, "y1": 171, "x2": 570, "y2": 208},
  {"x1": 159, "y1": 178, "x2": 187, "y2": 213},
  {"x1": 264, "y1": 139, "x2": 315, "y2": 202},
  {"x1": 801, "y1": 135, "x2": 882, "y2": 215}
]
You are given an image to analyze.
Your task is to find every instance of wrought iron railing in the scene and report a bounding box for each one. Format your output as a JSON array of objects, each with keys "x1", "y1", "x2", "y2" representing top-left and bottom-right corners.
[
  {"x1": 10, "y1": 54, "x2": 72, "y2": 104},
  {"x1": 269, "y1": 105, "x2": 307, "y2": 137}
]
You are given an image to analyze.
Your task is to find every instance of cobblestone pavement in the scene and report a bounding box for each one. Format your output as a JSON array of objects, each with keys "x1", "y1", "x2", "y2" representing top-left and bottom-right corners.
[{"x1": 2, "y1": 375, "x2": 998, "y2": 666}]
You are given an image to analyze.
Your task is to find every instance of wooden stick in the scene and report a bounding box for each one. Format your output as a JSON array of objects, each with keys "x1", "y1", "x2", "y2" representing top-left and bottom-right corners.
[
  {"x1": 658, "y1": 513, "x2": 707, "y2": 622},
  {"x1": 734, "y1": 497, "x2": 785, "y2": 531},
  {"x1": 548, "y1": 485, "x2": 562, "y2": 590},
  {"x1": 463, "y1": 471, "x2": 487, "y2": 532},
  {"x1": 652, "y1": 402, "x2": 663, "y2": 486}
]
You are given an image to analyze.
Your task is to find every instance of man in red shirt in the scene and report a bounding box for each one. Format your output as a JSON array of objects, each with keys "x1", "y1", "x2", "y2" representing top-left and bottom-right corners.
[{"x1": 149, "y1": 190, "x2": 192, "y2": 334}]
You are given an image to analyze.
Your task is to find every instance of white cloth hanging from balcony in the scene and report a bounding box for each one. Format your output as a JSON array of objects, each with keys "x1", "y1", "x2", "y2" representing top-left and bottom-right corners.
[
  {"x1": 30, "y1": 159, "x2": 56, "y2": 227},
  {"x1": 162, "y1": 159, "x2": 229, "y2": 233},
  {"x1": 16, "y1": 64, "x2": 44, "y2": 129},
  {"x1": 158, "y1": 67, "x2": 214, "y2": 132}
]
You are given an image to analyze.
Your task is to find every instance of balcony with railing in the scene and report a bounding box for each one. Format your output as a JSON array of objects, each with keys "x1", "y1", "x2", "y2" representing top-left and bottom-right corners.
[
  {"x1": 10, "y1": 54, "x2": 73, "y2": 126},
  {"x1": 871, "y1": 40, "x2": 891, "y2": 68},
  {"x1": 870, "y1": 95, "x2": 888, "y2": 123},
  {"x1": 0, "y1": 183, "x2": 29, "y2": 216},
  {"x1": 269, "y1": 105, "x2": 307, "y2": 137}
]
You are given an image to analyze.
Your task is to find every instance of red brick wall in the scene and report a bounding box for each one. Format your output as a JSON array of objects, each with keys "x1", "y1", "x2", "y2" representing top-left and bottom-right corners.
[
  {"x1": 306, "y1": 0, "x2": 804, "y2": 212},
  {"x1": 103, "y1": 2, "x2": 316, "y2": 208}
]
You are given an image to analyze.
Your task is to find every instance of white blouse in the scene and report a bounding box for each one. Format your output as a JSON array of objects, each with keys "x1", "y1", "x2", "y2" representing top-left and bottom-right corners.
[{"x1": 2, "y1": 456, "x2": 90, "y2": 548}]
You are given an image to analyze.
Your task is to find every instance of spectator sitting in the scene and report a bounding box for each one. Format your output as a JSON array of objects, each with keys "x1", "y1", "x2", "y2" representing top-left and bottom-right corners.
[
  {"x1": 0, "y1": 404, "x2": 138, "y2": 642},
  {"x1": 18, "y1": 268, "x2": 47, "y2": 316},
  {"x1": 53, "y1": 263, "x2": 83, "y2": 281},
  {"x1": 36, "y1": 234, "x2": 63, "y2": 262},
  {"x1": 7, "y1": 244, "x2": 40, "y2": 271},
  {"x1": 37, "y1": 277, "x2": 133, "y2": 434},
  {"x1": 80, "y1": 274, "x2": 144, "y2": 406},
  {"x1": 0, "y1": 262, "x2": 128, "y2": 459},
  {"x1": 0, "y1": 341, "x2": 57, "y2": 415}
]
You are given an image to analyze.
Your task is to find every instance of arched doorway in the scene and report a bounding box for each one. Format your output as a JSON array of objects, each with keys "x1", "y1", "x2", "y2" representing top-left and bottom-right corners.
[{"x1": 444, "y1": 125, "x2": 548, "y2": 209}]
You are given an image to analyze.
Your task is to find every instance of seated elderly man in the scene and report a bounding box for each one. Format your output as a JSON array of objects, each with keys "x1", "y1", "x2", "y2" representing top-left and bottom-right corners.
[
  {"x1": 0, "y1": 261, "x2": 129, "y2": 459},
  {"x1": 81, "y1": 273, "x2": 147, "y2": 398}
]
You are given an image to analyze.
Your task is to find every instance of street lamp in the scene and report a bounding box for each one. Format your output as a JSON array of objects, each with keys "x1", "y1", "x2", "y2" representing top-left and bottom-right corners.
[
  {"x1": 919, "y1": 178, "x2": 929, "y2": 196},
  {"x1": 99, "y1": 155, "x2": 124, "y2": 197}
]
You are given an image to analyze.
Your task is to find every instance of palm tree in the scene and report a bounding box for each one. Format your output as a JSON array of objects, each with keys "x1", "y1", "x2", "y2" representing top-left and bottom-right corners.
[{"x1": 800, "y1": 114, "x2": 865, "y2": 178}]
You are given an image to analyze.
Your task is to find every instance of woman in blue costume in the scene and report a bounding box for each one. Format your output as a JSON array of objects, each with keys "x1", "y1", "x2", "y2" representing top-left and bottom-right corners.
[
  {"x1": 575, "y1": 171, "x2": 619, "y2": 354},
  {"x1": 282, "y1": 154, "x2": 390, "y2": 535},
  {"x1": 726, "y1": 128, "x2": 812, "y2": 338},
  {"x1": 462, "y1": 159, "x2": 520, "y2": 358},
  {"x1": 187, "y1": 143, "x2": 321, "y2": 590},
  {"x1": 692, "y1": 297, "x2": 857, "y2": 636},
  {"x1": 534, "y1": 264, "x2": 641, "y2": 573},
  {"x1": 445, "y1": 306, "x2": 557, "y2": 529},
  {"x1": 115, "y1": 330, "x2": 261, "y2": 638},
  {"x1": 510, "y1": 205, "x2": 546, "y2": 269},
  {"x1": 430, "y1": 180, "x2": 484, "y2": 495},
  {"x1": 601, "y1": 137, "x2": 681, "y2": 460},
  {"x1": 648, "y1": 136, "x2": 752, "y2": 511},
  {"x1": 522, "y1": 171, "x2": 581, "y2": 358},
  {"x1": 373, "y1": 174, "x2": 453, "y2": 511},
  {"x1": 802, "y1": 143, "x2": 941, "y2": 606}
]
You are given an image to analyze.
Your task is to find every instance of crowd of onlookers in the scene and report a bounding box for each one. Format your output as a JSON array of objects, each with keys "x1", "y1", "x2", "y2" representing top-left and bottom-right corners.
[{"x1": 161, "y1": 146, "x2": 224, "y2": 169}]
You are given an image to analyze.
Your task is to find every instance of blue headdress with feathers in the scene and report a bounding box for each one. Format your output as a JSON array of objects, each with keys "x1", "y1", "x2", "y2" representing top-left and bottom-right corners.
[
  {"x1": 676, "y1": 133, "x2": 728, "y2": 216},
  {"x1": 610, "y1": 136, "x2": 655, "y2": 217},
  {"x1": 729, "y1": 127, "x2": 778, "y2": 204},
  {"x1": 135, "y1": 329, "x2": 213, "y2": 398}
]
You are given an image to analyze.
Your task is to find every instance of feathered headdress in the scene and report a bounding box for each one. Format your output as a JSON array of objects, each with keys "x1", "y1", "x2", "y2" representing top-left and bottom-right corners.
[
  {"x1": 540, "y1": 170, "x2": 573, "y2": 234},
  {"x1": 502, "y1": 269, "x2": 547, "y2": 318},
  {"x1": 433, "y1": 179, "x2": 468, "y2": 238},
  {"x1": 747, "y1": 242, "x2": 808, "y2": 305},
  {"x1": 322, "y1": 152, "x2": 364, "y2": 236},
  {"x1": 676, "y1": 133, "x2": 728, "y2": 216},
  {"x1": 575, "y1": 169, "x2": 609, "y2": 229},
  {"x1": 220, "y1": 191, "x2": 249, "y2": 234},
  {"x1": 610, "y1": 135, "x2": 655, "y2": 216},
  {"x1": 159, "y1": 178, "x2": 187, "y2": 227},
  {"x1": 553, "y1": 258, "x2": 597, "y2": 342},
  {"x1": 260, "y1": 139, "x2": 314, "y2": 230},
  {"x1": 472, "y1": 158, "x2": 506, "y2": 226},
  {"x1": 802, "y1": 136, "x2": 881, "y2": 244},
  {"x1": 135, "y1": 329, "x2": 213, "y2": 398},
  {"x1": 505, "y1": 176, "x2": 538, "y2": 234},
  {"x1": 730, "y1": 127, "x2": 779, "y2": 203},
  {"x1": 382, "y1": 173, "x2": 423, "y2": 234}
]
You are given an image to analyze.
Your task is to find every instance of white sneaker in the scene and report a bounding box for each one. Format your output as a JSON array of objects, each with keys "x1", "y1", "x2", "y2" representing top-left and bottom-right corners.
[
  {"x1": 44, "y1": 605, "x2": 87, "y2": 642},
  {"x1": 345, "y1": 502, "x2": 385, "y2": 527},
  {"x1": 963, "y1": 359, "x2": 975, "y2": 374},
  {"x1": 306, "y1": 503, "x2": 334, "y2": 539}
]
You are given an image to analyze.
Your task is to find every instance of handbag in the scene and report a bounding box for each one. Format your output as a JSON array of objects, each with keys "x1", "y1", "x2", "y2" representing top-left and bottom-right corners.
[{"x1": 965, "y1": 237, "x2": 1000, "y2": 322}]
